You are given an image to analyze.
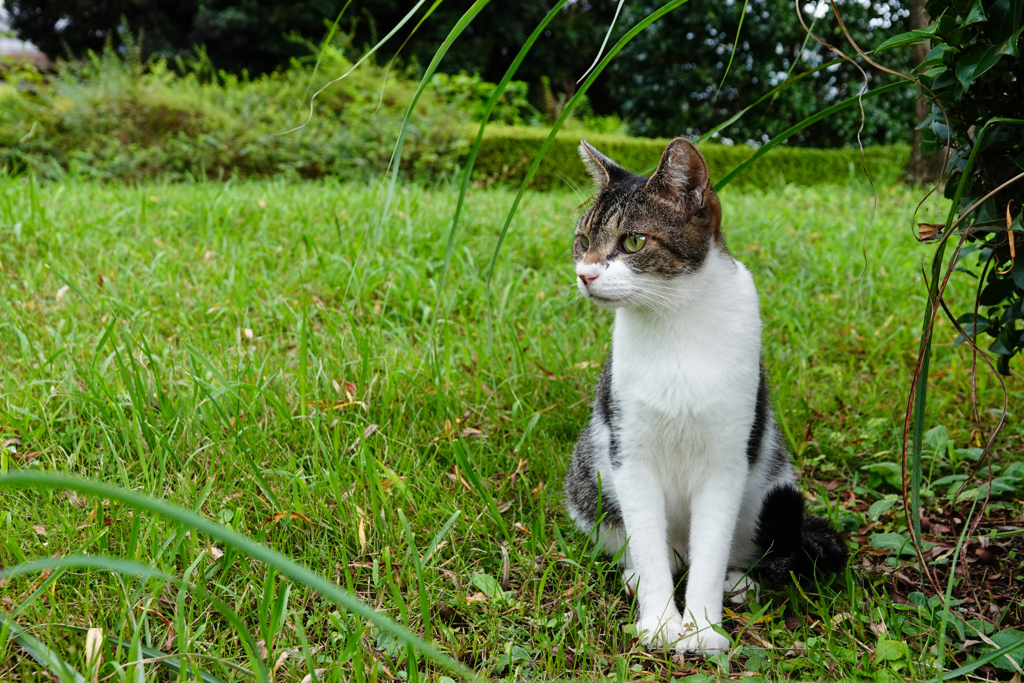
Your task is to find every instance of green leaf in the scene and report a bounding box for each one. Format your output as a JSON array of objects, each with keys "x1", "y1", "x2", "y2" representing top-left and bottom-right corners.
[
  {"x1": 923, "y1": 425, "x2": 950, "y2": 450},
  {"x1": 956, "y1": 44, "x2": 1003, "y2": 89},
  {"x1": 942, "y1": 630, "x2": 1024, "y2": 679},
  {"x1": 471, "y1": 573, "x2": 503, "y2": 599},
  {"x1": 862, "y1": 462, "x2": 903, "y2": 490},
  {"x1": 963, "y1": 0, "x2": 987, "y2": 25},
  {"x1": 876, "y1": 638, "x2": 909, "y2": 661},
  {"x1": 876, "y1": 27, "x2": 937, "y2": 51},
  {"x1": 871, "y1": 532, "x2": 935, "y2": 557},
  {"x1": 1012, "y1": 250, "x2": 1024, "y2": 289},
  {"x1": 998, "y1": 24, "x2": 1024, "y2": 57},
  {"x1": 867, "y1": 496, "x2": 897, "y2": 520}
]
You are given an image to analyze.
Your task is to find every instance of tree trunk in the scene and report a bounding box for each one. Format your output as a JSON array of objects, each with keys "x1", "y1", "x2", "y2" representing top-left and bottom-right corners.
[{"x1": 903, "y1": 0, "x2": 945, "y2": 183}]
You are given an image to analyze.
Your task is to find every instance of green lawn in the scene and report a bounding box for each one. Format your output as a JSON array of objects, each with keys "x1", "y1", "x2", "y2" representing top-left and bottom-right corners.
[{"x1": 1, "y1": 176, "x2": 1021, "y2": 681}]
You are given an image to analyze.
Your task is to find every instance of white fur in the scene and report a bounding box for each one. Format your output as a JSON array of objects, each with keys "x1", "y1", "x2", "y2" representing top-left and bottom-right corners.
[{"x1": 575, "y1": 245, "x2": 785, "y2": 654}]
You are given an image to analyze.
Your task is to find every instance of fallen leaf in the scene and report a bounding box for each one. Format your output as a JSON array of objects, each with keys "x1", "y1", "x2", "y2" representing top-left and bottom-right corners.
[
  {"x1": 265, "y1": 511, "x2": 314, "y2": 525},
  {"x1": 300, "y1": 669, "x2": 328, "y2": 683},
  {"x1": 355, "y1": 506, "x2": 367, "y2": 552},
  {"x1": 85, "y1": 627, "x2": 104, "y2": 672},
  {"x1": 274, "y1": 647, "x2": 298, "y2": 673}
]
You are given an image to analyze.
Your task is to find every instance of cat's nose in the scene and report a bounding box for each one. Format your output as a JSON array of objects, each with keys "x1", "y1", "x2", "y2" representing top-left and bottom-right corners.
[{"x1": 579, "y1": 273, "x2": 597, "y2": 288}]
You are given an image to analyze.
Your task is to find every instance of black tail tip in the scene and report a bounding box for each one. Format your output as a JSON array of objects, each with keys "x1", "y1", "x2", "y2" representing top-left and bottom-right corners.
[{"x1": 753, "y1": 486, "x2": 848, "y2": 583}]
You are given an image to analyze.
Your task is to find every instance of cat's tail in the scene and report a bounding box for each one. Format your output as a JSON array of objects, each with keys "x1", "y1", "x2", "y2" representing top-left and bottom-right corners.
[{"x1": 752, "y1": 485, "x2": 848, "y2": 583}]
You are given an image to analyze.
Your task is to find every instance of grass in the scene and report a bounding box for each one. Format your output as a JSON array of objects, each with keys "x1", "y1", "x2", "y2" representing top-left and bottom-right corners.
[{"x1": 0, "y1": 174, "x2": 1022, "y2": 681}]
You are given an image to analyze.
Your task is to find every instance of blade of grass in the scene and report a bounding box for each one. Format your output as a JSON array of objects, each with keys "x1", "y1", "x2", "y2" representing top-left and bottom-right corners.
[
  {"x1": 379, "y1": 0, "x2": 492, "y2": 227},
  {"x1": 0, "y1": 611, "x2": 86, "y2": 683},
  {"x1": 1, "y1": 554, "x2": 268, "y2": 681},
  {"x1": 281, "y1": 0, "x2": 433, "y2": 135},
  {"x1": 0, "y1": 472, "x2": 479, "y2": 682},
  {"x1": 485, "y1": 0, "x2": 694, "y2": 281},
  {"x1": 61, "y1": 626, "x2": 233, "y2": 683},
  {"x1": 714, "y1": 80, "x2": 909, "y2": 189}
]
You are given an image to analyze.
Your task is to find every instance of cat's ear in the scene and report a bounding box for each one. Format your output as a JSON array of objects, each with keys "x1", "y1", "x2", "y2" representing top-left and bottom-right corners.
[
  {"x1": 646, "y1": 137, "x2": 711, "y2": 207},
  {"x1": 579, "y1": 140, "x2": 627, "y2": 190}
]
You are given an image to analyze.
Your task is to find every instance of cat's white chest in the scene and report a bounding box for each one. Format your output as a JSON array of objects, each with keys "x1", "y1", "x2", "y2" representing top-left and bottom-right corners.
[{"x1": 607, "y1": 253, "x2": 763, "y2": 476}]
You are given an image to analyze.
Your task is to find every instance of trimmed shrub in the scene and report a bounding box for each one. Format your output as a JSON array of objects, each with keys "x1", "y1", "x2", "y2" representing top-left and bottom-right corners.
[
  {"x1": 0, "y1": 47, "x2": 472, "y2": 182},
  {"x1": 472, "y1": 125, "x2": 911, "y2": 191}
]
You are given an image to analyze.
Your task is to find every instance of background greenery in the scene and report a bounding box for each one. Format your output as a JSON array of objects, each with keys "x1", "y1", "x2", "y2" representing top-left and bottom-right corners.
[
  {"x1": 6, "y1": 0, "x2": 919, "y2": 147},
  {"x1": 0, "y1": 45, "x2": 910, "y2": 187}
]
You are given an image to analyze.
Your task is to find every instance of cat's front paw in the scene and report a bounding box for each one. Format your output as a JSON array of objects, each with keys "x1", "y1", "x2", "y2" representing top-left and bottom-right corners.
[
  {"x1": 675, "y1": 626, "x2": 730, "y2": 655},
  {"x1": 636, "y1": 613, "x2": 689, "y2": 650}
]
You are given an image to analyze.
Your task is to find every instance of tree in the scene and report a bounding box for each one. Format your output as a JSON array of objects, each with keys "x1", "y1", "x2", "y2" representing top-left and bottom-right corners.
[
  {"x1": 601, "y1": 0, "x2": 919, "y2": 146},
  {"x1": 3, "y1": 0, "x2": 339, "y2": 74}
]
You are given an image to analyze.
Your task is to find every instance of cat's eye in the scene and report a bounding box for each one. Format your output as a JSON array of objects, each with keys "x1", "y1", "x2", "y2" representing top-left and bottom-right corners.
[
  {"x1": 622, "y1": 234, "x2": 646, "y2": 253},
  {"x1": 578, "y1": 234, "x2": 590, "y2": 250}
]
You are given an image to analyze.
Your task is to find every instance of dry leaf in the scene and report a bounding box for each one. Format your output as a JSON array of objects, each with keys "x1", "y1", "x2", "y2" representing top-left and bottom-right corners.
[
  {"x1": 31, "y1": 525, "x2": 47, "y2": 535},
  {"x1": 300, "y1": 669, "x2": 328, "y2": 683},
  {"x1": 274, "y1": 647, "x2": 298, "y2": 673},
  {"x1": 466, "y1": 592, "x2": 488, "y2": 603},
  {"x1": 918, "y1": 223, "x2": 943, "y2": 240},
  {"x1": 355, "y1": 506, "x2": 367, "y2": 553},
  {"x1": 85, "y1": 627, "x2": 104, "y2": 674},
  {"x1": 265, "y1": 511, "x2": 314, "y2": 525}
]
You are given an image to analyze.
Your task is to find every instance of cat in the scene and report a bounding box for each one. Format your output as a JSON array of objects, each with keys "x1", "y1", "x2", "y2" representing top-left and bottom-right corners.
[{"x1": 563, "y1": 137, "x2": 847, "y2": 655}]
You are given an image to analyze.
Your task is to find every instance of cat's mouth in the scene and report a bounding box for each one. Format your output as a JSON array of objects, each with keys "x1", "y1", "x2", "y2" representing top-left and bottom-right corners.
[{"x1": 585, "y1": 292, "x2": 622, "y2": 308}]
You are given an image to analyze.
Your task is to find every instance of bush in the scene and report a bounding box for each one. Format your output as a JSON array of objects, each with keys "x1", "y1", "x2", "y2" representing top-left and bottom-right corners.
[
  {"x1": 0, "y1": 46, "x2": 471, "y2": 182},
  {"x1": 917, "y1": 0, "x2": 1024, "y2": 374},
  {"x1": 472, "y1": 125, "x2": 910, "y2": 191},
  {"x1": 0, "y1": 46, "x2": 910, "y2": 189}
]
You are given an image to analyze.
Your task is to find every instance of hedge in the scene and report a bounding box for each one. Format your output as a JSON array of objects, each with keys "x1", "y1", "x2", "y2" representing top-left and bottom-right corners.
[{"x1": 472, "y1": 125, "x2": 911, "y2": 191}]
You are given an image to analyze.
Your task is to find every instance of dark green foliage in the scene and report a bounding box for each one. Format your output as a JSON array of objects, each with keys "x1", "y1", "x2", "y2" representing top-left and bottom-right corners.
[
  {"x1": 4, "y1": 0, "x2": 339, "y2": 74},
  {"x1": 916, "y1": 0, "x2": 1024, "y2": 373},
  {"x1": 603, "y1": 0, "x2": 918, "y2": 147},
  {"x1": 472, "y1": 125, "x2": 909, "y2": 191}
]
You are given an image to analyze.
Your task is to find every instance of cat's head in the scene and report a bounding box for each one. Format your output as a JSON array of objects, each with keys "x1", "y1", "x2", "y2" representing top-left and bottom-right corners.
[{"x1": 573, "y1": 137, "x2": 724, "y2": 309}]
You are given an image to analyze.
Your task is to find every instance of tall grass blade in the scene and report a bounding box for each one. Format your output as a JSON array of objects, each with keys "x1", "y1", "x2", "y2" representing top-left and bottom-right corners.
[
  {"x1": 435, "y1": 0, "x2": 571, "y2": 313},
  {"x1": 714, "y1": 81, "x2": 908, "y2": 189},
  {"x1": 0, "y1": 611, "x2": 86, "y2": 683},
  {"x1": 1, "y1": 555, "x2": 267, "y2": 681},
  {"x1": 61, "y1": 626, "x2": 231, "y2": 683},
  {"x1": 380, "y1": 0, "x2": 492, "y2": 225},
  {"x1": 282, "y1": 0, "x2": 434, "y2": 134},
  {"x1": 0, "y1": 473, "x2": 478, "y2": 681},
  {"x1": 486, "y1": 0, "x2": 694, "y2": 281}
]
